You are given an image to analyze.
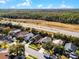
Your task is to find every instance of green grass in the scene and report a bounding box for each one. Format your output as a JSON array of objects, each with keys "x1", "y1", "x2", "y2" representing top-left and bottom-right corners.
[
  {"x1": 29, "y1": 44, "x2": 41, "y2": 51},
  {"x1": 29, "y1": 44, "x2": 39, "y2": 51},
  {"x1": 26, "y1": 55, "x2": 38, "y2": 59}
]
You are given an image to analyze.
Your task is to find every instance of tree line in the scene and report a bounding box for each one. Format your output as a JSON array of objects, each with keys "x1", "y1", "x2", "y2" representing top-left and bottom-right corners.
[{"x1": 0, "y1": 9, "x2": 79, "y2": 24}]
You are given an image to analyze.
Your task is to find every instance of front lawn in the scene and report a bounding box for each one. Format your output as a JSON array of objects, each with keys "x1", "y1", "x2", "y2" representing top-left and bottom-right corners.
[{"x1": 29, "y1": 44, "x2": 41, "y2": 51}]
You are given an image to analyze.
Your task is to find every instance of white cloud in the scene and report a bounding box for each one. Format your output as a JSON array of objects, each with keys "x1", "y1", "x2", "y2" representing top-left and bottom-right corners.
[
  {"x1": 58, "y1": 4, "x2": 74, "y2": 9},
  {"x1": 0, "y1": 0, "x2": 9, "y2": 4},
  {"x1": 10, "y1": 6, "x2": 15, "y2": 9},
  {"x1": 58, "y1": 0, "x2": 74, "y2": 9},
  {"x1": 37, "y1": 4, "x2": 53, "y2": 9},
  {"x1": 17, "y1": 0, "x2": 32, "y2": 7},
  {"x1": 46, "y1": 4, "x2": 53, "y2": 8},
  {"x1": 37, "y1": 4, "x2": 43, "y2": 8},
  {"x1": 0, "y1": 0, "x2": 6, "y2": 4}
]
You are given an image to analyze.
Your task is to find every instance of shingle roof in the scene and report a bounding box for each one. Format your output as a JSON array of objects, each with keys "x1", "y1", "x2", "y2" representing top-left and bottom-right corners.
[
  {"x1": 37, "y1": 37, "x2": 51, "y2": 43},
  {"x1": 69, "y1": 52, "x2": 78, "y2": 59},
  {"x1": 64, "y1": 43, "x2": 77, "y2": 52},
  {"x1": 24, "y1": 33, "x2": 34, "y2": 41}
]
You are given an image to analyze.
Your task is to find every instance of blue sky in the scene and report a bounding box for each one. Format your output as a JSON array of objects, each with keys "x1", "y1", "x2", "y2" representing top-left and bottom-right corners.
[{"x1": 0, "y1": 0, "x2": 79, "y2": 9}]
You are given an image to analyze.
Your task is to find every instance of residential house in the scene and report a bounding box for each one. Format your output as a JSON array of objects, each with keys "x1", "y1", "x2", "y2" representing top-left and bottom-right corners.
[
  {"x1": 64, "y1": 43, "x2": 77, "y2": 55},
  {"x1": 24, "y1": 33, "x2": 34, "y2": 41},
  {"x1": 9, "y1": 29, "x2": 21, "y2": 36},
  {"x1": 0, "y1": 33, "x2": 13, "y2": 42},
  {"x1": 50, "y1": 54, "x2": 59, "y2": 59},
  {"x1": 31, "y1": 34, "x2": 43, "y2": 43},
  {"x1": 4, "y1": 35, "x2": 13, "y2": 42},
  {"x1": 15, "y1": 31, "x2": 28, "y2": 38},
  {"x1": 52, "y1": 39, "x2": 64, "y2": 45},
  {"x1": 69, "y1": 52, "x2": 78, "y2": 59},
  {"x1": 0, "y1": 34, "x2": 4, "y2": 40},
  {"x1": 37, "y1": 37, "x2": 52, "y2": 43},
  {"x1": 44, "y1": 54, "x2": 57, "y2": 59}
]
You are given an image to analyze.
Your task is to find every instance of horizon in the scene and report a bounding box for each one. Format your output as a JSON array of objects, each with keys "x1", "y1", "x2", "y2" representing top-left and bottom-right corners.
[{"x1": 0, "y1": 0, "x2": 79, "y2": 9}]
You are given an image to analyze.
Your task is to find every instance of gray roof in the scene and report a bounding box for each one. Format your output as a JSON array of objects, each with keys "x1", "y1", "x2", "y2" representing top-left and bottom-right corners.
[
  {"x1": 24, "y1": 33, "x2": 34, "y2": 41},
  {"x1": 64, "y1": 43, "x2": 77, "y2": 52},
  {"x1": 11, "y1": 29, "x2": 21, "y2": 33},
  {"x1": 50, "y1": 55, "x2": 57, "y2": 59},
  {"x1": 69, "y1": 52, "x2": 78, "y2": 59},
  {"x1": 31, "y1": 34, "x2": 43, "y2": 43},
  {"x1": 38, "y1": 37, "x2": 52, "y2": 43}
]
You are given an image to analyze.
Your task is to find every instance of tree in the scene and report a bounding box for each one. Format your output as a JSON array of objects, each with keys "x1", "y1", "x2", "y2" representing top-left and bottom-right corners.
[
  {"x1": 17, "y1": 37, "x2": 24, "y2": 43},
  {"x1": 9, "y1": 43, "x2": 25, "y2": 59},
  {"x1": 31, "y1": 28, "x2": 38, "y2": 35},
  {"x1": 1, "y1": 41, "x2": 9, "y2": 49},
  {"x1": 42, "y1": 42, "x2": 53, "y2": 51}
]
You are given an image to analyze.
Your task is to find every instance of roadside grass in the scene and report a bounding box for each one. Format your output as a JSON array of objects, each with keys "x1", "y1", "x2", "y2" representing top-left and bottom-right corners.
[
  {"x1": 23, "y1": 19, "x2": 79, "y2": 32},
  {"x1": 44, "y1": 49, "x2": 54, "y2": 55},
  {"x1": 10, "y1": 19, "x2": 79, "y2": 32},
  {"x1": 26, "y1": 55, "x2": 38, "y2": 59},
  {"x1": 29, "y1": 44, "x2": 41, "y2": 51},
  {"x1": 1, "y1": 19, "x2": 79, "y2": 32}
]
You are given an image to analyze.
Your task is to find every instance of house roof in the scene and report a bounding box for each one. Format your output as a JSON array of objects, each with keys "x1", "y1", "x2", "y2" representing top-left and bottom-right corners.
[
  {"x1": 69, "y1": 52, "x2": 78, "y2": 59},
  {"x1": 10, "y1": 29, "x2": 21, "y2": 34},
  {"x1": 37, "y1": 37, "x2": 52, "y2": 43},
  {"x1": 24, "y1": 33, "x2": 34, "y2": 40},
  {"x1": 64, "y1": 43, "x2": 77, "y2": 52},
  {"x1": 52, "y1": 39, "x2": 64, "y2": 45},
  {"x1": 32, "y1": 34, "x2": 43, "y2": 43},
  {"x1": 16, "y1": 31, "x2": 28, "y2": 38},
  {"x1": 50, "y1": 55, "x2": 57, "y2": 59}
]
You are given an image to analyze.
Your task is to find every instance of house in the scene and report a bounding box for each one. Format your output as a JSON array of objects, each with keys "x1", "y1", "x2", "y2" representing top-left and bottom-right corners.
[
  {"x1": 52, "y1": 39, "x2": 64, "y2": 45},
  {"x1": 4, "y1": 35, "x2": 13, "y2": 42},
  {"x1": 9, "y1": 29, "x2": 21, "y2": 36},
  {"x1": 50, "y1": 55, "x2": 58, "y2": 59},
  {"x1": 37, "y1": 37, "x2": 52, "y2": 43},
  {"x1": 0, "y1": 34, "x2": 12, "y2": 42},
  {"x1": 44, "y1": 54, "x2": 57, "y2": 59},
  {"x1": 44, "y1": 54, "x2": 50, "y2": 59},
  {"x1": 64, "y1": 43, "x2": 77, "y2": 52},
  {"x1": 64, "y1": 43, "x2": 77, "y2": 56},
  {"x1": 15, "y1": 31, "x2": 28, "y2": 38},
  {"x1": 0, "y1": 34, "x2": 4, "y2": 40},
  {"x1": 31, "y1": 34, "x2": 43, "y2": 43},
  {"x1": 69, "y1": 52, "x2": 78, "y2": 59},
  {"x1": 24, "y1": 33, "x2": 34, "y2": 41}
]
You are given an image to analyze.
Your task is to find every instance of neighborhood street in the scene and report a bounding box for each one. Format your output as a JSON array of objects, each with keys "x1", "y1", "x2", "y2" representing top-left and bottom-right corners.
[{"x1": 25, "y1": 44, "x2": 45, "y2": 59}]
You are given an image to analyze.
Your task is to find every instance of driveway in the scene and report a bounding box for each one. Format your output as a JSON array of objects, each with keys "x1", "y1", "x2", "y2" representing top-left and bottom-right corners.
[{"x1": 25, "y1": 44, "x2": 45, "y2": 59}]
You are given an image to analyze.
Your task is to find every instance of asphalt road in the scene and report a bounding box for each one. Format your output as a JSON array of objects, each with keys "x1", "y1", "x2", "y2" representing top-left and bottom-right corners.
[
  {"x1": 18, "y1": 22, "x2": 79, "y2": 38},
  {"x1": 1, "y1": 21, "x2": 79, "y2": 38},
  {"x1": 25, "y1": 45, "x2": 45, "y2": 59}
]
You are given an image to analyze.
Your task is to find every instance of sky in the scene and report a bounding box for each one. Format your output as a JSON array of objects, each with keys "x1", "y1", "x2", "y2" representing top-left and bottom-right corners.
[{"x1": 0, "y1": 0, "x2": 79, "y2": 9}]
